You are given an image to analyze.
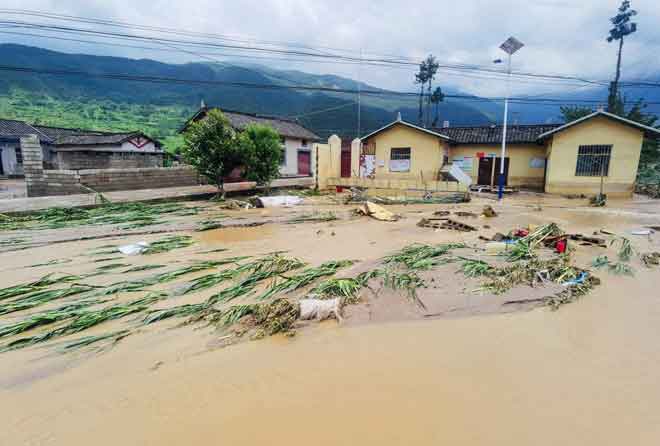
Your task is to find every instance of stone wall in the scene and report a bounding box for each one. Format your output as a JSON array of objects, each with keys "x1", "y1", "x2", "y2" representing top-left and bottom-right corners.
[
  {"x1": 20, "y1": 136, "x2": 201, "y2": 197},
  {"x1": 56, "y1": 151, "x2": 164, "y2": 170}
]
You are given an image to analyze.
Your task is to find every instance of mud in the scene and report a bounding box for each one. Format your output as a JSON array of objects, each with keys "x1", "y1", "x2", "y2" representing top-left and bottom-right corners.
[{"x1": 1, "y1": 193, "x2": 660, "y2": 445}]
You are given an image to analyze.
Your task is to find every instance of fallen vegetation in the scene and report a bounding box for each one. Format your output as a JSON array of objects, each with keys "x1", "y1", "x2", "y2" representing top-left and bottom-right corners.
[{"x1": 0, "y1": 202, "x2": 202, "y2": 232}]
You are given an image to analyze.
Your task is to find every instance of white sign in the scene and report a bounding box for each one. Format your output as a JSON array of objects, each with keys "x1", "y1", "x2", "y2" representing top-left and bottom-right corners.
[
  {"x1": 390, "y1": 159, "x2": 410, "y2": 172},
  {"x1": 530, "y1": 158, "x2": 546, "y2": 169}
]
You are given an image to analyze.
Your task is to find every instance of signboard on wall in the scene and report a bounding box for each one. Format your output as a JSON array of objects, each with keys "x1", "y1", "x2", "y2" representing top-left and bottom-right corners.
[
  {"x1": 530, "y1": 158, "x2": 546, "y2": 169},
  {"x1": 390, "y1": 159, "x2": 410, "y2": 172}
]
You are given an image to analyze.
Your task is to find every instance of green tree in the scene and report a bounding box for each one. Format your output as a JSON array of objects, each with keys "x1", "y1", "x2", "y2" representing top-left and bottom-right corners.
[
  {"x1": 415, "y1": 59, "x2": 429, "y2": 126},
  {"x1": 181, "y1": 109, "x2": 243, "y2": 198},
  {"x1": 559, "y1": 105, "x2": 593, "y2": 122},
  {"x1": 607, "y1": 0, "x2": 638, "y2": 112},
  {"x1": 239, "y1": 123, "x2": 282, "y2": 191},
  {"x1": 424, "y1": 55, "x2": 440, "y2": 128},
  {"x1": 430, "y1": 87, "x2": 445, "y2": 127}
]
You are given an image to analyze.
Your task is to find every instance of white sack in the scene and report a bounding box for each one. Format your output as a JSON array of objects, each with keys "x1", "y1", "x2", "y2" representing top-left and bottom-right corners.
[
  {"x1": 256, "y1": 196, "x2": 303, "y2": 208},
  {"x1": 299, "y1": 298, "x2": 342, "y2": 322},
  {"x1": 118, "y1": 241, "x2": 149, "y2": 256}
]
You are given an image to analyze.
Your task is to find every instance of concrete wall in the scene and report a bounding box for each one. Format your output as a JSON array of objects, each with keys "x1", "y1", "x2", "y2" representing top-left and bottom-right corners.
[
  {"x1": 545, "y1": 116, "x2": 644, "y2": 197},
  {"x1": 362, "y1": 123, "x2": 447, "y2": 182},
  {"x1": 450, "y1": 144, "x2": 547, "y2": 189},
  {"x1": 0, "y1": 143, "x2": 22, "y2": 176},
  {"x1": 316, "y1": 135, "x2": 341, "y2": 190},
  {"x1": 20, "y1": 135, "x2": 201, "y2": 197},
  {"x1": 55, "y1": 150, "x2": 164, "y2": 170}
]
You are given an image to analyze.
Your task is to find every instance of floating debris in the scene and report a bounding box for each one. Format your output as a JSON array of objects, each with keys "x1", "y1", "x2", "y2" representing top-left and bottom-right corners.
[{"x1": 286, "y1": 212, "x2": 338, "y2": 224}]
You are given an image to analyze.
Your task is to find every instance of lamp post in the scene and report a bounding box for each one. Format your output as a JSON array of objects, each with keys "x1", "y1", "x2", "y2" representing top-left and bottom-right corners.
[{"x1": 495, "y1": 37, "x2": 524, "y2": 200}]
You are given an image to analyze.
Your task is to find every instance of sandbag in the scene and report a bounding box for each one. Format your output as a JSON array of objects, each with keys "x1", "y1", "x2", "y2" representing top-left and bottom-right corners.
[
  {"x1": 255, "y1": 196, "x2": 303, "y2": 208},
  {"x1": 299, "y1": 298, "x2": 342, "y2": 322}
]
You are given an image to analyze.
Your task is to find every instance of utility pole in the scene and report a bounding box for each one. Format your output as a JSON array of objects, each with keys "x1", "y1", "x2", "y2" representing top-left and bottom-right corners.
[
  {"x1": 357, "y1": 48, "x2": 362, "y2": 139},
  {"x1": 496, "y1": 37, "x2": 524, "y2": 201}
]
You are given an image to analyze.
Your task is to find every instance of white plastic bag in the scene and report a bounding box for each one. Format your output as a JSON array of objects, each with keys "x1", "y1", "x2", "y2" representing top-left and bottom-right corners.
[
  {"x1": 118, "y1": 241, "x2": 150, "y2": 256},
  {"x1": 299, "y1": 298, "x2": 342, "y2": 322}
]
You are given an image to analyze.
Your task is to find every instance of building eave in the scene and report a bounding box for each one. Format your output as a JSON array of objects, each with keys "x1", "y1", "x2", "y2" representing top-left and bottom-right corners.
[{"x1": 537, "y1": 111, "x2": 660, "y2": 140}]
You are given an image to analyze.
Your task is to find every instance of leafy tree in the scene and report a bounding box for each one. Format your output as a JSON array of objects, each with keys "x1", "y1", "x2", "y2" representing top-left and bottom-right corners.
[
  {"x1": 607, "y1": 0, "x2": 638, "y2": 112},
  {"x1": 430, "y1": 87, "x2": 445, "y2": 127},
  {"x1": 239, "y1": 123, "x2": 282, "y2": 191},
  {"x1": 415, "y1": 59, "x2": 429, "y2": 126},
  {"x1": 559, "y1": 106, "x2": 593, "y2": 122},
  {"x1": 181, "y1": 109, "x2": 243, "y2": 198},
  {"x1": 424, "y1": 55, "x2": 440, "y2": 128}
]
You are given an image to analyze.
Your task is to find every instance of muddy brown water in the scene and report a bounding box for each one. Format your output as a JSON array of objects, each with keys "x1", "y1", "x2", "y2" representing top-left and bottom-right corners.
[{"x1": 1, "y1": 194, "x2": 660, "y2": 445}]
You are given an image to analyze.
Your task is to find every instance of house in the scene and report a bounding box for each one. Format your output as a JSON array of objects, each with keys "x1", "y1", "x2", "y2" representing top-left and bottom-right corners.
[
  {"x1": 181, "y1": 107, "x2": 320, "y2": 177},
  {"x1": 351, "y1": 111, "x2": 660, "y2": 197},
  {"x1": 0, "y1": 118, "x2": 162, "y2": 177}
]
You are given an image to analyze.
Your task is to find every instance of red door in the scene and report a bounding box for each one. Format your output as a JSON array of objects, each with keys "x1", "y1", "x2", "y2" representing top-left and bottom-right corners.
[
  {"x1": 340, "y1": 150, "x2": 352, "y2": 177},
  {"x1": 297, "y1": 151, "x2": 311, "y2": 176}
]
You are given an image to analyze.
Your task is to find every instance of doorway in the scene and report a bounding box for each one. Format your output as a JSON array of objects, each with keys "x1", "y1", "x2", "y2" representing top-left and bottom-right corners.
[
  {"x1": 340, "y1": 150, "x2": 352, "y2": 177},
  {"x1": 478, "y1": 157, "x2": 509, "y2": 186},
  {"x1": 297, "y1": 151, "x2": 311, "y2": 176}
]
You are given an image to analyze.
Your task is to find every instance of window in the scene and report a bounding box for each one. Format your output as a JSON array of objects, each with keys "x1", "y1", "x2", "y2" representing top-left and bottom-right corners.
[
  {"x1": 575, "y1": 145, "x2": 611, "y2": 177},
  {"x1": 301, "y1": 139, "x2": 308, "y2": 147},
  {"x1": 390, "y1": 147, "x2": 411, "y2": 172},
  {"x1": 280, "y1": 148, "x2": 287, "y2": 166},
  {"x1": 15, "y1": 147, "x2": 23, "y2": 164}
]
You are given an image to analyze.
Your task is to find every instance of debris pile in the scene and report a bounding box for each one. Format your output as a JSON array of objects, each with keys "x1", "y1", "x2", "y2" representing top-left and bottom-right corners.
[
  {"x1": 355, "y1": 202, "x2": 399, "y2": 221},
  {"x1": 635, "y1": 183, "x2": 660, "y2": 199}
]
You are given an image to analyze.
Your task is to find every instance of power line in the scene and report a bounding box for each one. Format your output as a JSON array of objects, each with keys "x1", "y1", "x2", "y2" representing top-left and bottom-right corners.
[{"x1": 2, "y1": 63, "x2": 653, "y2": 107}]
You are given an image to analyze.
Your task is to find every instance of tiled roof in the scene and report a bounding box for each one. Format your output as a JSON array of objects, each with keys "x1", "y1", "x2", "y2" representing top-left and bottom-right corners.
[
  {"x1": 184, "y1": 107, "x2": 321, "y2": 141},
  {"x1": 0, "y1": 118, "x2": 52, "y2": 142},
  {"x1": 0, "y1": 119, "x2": 158, "y2": 147},
  {"x1": 434, "y1": 124, "x2": 562, "y2": 145}
]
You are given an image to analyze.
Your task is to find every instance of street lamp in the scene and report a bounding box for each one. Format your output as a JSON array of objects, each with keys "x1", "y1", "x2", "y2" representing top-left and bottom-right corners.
[{"x1": 495, "y1": 36, "x2": 524, "y2": 200}]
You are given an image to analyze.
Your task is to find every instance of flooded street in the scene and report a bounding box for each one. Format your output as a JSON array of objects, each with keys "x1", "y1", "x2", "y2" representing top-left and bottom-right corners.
[{"x1": 1, "y1": 193, "x2": 660, "y2": 445}]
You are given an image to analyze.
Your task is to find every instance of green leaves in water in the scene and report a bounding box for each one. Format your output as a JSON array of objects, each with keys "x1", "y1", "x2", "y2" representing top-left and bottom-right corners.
[
  {"x1": 0, "y1": 202, "x2": 201, "y2": 231},
  {"x1": 383, "y1": 243, "x2": 463, "y2": 270}
]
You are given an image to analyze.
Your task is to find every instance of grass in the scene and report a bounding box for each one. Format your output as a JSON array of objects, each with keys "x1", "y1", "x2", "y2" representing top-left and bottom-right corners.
[
  {"x1": 0, "y1": 202, "x2": 200, "y2": 232},
  {"x1": 0, "y1": 273, "x2": 81, "y2": 301},
  {"x1": 142, "y1": 235, "x2": 194, "y2": 255},
  {"x1": 2, "y1": 292, "x2": 167, "y2": 351},
  {"x1": 0, "y1": 286, "x2": 94, "y2": 316},
  {"x1": 62, "y1": 330, "x2": 132, "y2": 351},
  {"x1": 312, "y1": 278, "x2": 362, "y2": 304},
  {"x1": 592, "y1": 255, "x2": 611, "y2": 269},
  {"x1": 609, "y1": 262, "x2": 635, "y2": 276},
  {"x1": 256, "y1": 260, "x2": 355, "y2": 300},
  {"x1": 506, "y1": 223, "x2": 564, "y2": 261},
  {"x1": 122, "y1": 264, "x2": 166, "y2": 273},
  {"x1": 459, "y1": 259, "x2": 493, "y2": 277},
  {"x1": 611, "y1": 236, "x2": 634, "y2": 262},
  {"x1": 27, "y1": 259, "x2": 73, "y2": 268},
  {"x1": 286, "y1": 212, "x2": 338, "y2": 224},
  {"x1": 383, "y1": 243, "x2": 464, "y2": 270}
]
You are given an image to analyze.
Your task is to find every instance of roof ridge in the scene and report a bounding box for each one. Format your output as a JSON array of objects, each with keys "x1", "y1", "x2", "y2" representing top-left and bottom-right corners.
[{"x1": 205, "y1": 106, "x2": 302, "y2": 124}]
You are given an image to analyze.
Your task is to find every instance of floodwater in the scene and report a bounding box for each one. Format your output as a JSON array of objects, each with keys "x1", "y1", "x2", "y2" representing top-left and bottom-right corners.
[{"x1": 1, "y1": 194, "x2": 660, "y2": 445}]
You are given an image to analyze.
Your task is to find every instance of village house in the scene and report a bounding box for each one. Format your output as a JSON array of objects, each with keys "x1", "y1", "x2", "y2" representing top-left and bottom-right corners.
[
  {"x1": 181, "y1": 106, "x2": 320, "y2": 177},
  {"x1": 329, "y1": 111, "x2": 660, "y2": 197},
  {"x1": 0, "y1": 118, "x2": 163, "y2": 177}
]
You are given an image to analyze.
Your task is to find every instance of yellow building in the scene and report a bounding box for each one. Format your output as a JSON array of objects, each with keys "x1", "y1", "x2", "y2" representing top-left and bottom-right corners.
[{"x1": 344, "y1": 111, "x2": 660, "y2": 198}]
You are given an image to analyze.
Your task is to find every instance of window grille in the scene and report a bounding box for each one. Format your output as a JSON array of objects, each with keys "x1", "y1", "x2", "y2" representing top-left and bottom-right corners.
[{"x1": 575, "y1": 145, "x2": 611, "y2": 177}]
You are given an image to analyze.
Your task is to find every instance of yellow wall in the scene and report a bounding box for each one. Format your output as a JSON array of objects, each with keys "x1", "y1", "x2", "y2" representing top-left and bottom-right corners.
[
  {"x1": 449, "y1": 144, "x2": 547, "y2": 189},
  {"x1": 315, "y1": 136, "x2": 341, "y2": 190},
  {"x1": 545, "y1": 116, "x2": 644, "y2": 197},
  {"x1": 363, "y1": 123, "x2": 448, "y2": 182}
]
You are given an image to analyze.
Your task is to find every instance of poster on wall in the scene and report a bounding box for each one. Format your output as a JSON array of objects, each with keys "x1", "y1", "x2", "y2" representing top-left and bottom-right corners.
[
  {"x1": 389, "y1": 159, "x2": 410, "y2": 172},
  {"x1": 360, "y1": 155, "x2": 376, "y2": 178},
  {"x1": 530, "y1": 157, "x2": 546, "y2": 168}
]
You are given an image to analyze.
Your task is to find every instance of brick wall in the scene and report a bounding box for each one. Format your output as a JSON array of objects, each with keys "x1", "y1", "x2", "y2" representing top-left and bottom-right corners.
[
  {"x1": 21, "y1": 136, "x2": 202, "y2": 197},
  {"x1": 56, "y1": 151, "x2": 163, "y2": 170}
]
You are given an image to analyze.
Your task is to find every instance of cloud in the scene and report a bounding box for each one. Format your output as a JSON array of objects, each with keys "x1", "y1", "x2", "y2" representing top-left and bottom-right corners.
[{"x1": 1, "y1": 0, "x2": 658, "y2": 97}]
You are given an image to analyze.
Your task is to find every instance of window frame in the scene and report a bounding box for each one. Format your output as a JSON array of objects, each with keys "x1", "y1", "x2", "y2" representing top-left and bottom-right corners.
[
  {"x1": 575, "y1": 145, "x2": 612, "y2": 177},
  {"x1": 389, "y1": 147, "x2": 411, "y2": 172}
]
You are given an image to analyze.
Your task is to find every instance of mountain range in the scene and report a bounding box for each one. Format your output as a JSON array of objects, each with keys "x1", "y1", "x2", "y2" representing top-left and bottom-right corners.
[{"x1": 0, "y1": 43, "x2": 657, "y2": 151}]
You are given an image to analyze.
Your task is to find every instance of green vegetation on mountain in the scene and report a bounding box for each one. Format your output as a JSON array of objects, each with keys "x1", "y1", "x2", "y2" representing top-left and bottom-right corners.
[{"x1": 0, "y1": 44, "x2": 494, "y2": 152}]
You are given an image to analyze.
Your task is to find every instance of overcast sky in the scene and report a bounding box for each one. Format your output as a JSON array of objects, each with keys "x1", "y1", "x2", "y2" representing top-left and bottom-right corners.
[{"x1": 1, "y1": 0, "x2": 659, "y2": 98}]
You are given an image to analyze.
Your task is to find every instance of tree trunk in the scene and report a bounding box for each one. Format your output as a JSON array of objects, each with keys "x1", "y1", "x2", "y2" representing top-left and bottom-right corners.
[
  {"x1": 418, "y1": 85, "x2": 424, "y2": 125},
  {"x1": 425, "y1": 81, "x2": 432, "y2": 128},
  {"x1": 216, "y1": 174, "x2": 226, "y2": 200},
  {"x1": 608, "y1": 37, "x2": 624, "y2": 113}
]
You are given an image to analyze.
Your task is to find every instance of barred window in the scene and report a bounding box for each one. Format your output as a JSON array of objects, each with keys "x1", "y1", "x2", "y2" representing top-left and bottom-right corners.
[
  {"x1": 390, "y1": 147, "x2": 411, "y2": 172},
  {"x1": 575, "y1": 145, "x2": 611, "y2": 177}
]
